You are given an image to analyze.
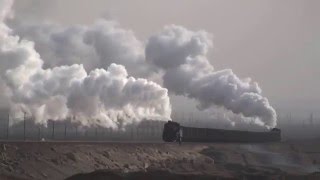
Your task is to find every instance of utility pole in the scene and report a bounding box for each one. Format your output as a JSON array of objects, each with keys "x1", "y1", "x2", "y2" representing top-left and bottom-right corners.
[
  {"x1": 64, "y1": 121, "x2": 67, "y2": 140},
  {"x1": 38, "y1": 126, "x2": 41, "y2": 141},
  {"x1": 7, "y1": 112, "x2": 9, "y2": 140},
  {"x1": 23, "y1": 112, "x2": 26, "y2": 141},
  {"x1": 131, "y1": 126, "x2": 134, "y2": 141},
  {"x1": 75, "y1": 126, "x2": 78, "y2": 140},
  {"x1": 95, "y1": 127, "x2": 98, "y2": 141},
  {"x1": 52, "y1": 121, "x2": 55, "y2": 140},
  {"x1": 289, "y1": 112, "x2": 292, "y2": 124},
  {"x1": 310, "y1": 113, "x2": 314, "y2": 126},
  {"x1": 84, "y1": 129, "x2": 88, "y2": 141}
]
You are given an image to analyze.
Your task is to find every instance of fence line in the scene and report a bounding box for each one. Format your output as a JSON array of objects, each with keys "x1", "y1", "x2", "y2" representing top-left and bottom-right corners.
[
  {"x1": 1, "y1": 111, "x2": 320, "y2": 141},
  {"x1": 0, "y1": 113, "x2": 165, "y2": 142}
]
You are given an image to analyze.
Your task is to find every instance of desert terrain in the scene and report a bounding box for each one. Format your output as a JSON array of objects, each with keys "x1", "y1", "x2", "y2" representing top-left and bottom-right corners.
[{"x1": 0, "y1": 141, "x2": 319, "y2": 180}]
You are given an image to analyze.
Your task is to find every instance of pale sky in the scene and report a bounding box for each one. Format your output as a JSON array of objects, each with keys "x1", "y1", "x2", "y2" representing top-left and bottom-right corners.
[{"x1": 12, "y1": 0, "x2": 320, "y2": 113}]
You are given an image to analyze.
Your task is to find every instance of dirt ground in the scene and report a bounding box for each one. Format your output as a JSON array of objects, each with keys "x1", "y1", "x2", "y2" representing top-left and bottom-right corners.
[{"x1": 0, "y1": 141, "x2": 319, "y2": 180}]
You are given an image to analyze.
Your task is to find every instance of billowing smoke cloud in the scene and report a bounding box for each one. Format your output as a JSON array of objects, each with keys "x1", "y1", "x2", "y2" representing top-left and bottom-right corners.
[
  {"x1": 10, "y1": 20, "x2": 152, "y2": 78},
  {"x1": 1, "y1": 0, "x2": 277, "y2": 128},
  {"x1": 146, "y1": 25, "x2": 277, "y2": 127},
  {"x1": 0, "y1": 0, "x2": 171, "y2": 128}
]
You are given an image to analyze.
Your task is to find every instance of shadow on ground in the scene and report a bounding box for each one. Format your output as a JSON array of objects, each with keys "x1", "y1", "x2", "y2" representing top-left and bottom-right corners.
[
  {"x1": 199, "y1": 145, "x2": 320, "y2": 180},
  {"x1": 65, "y1": 169, "x2": 320, "y2": 180}
]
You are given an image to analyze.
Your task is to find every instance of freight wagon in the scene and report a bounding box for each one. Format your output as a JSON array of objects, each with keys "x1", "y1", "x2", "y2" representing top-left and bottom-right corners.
[{"x1": 162, "y1": 121, "x2": 281, "y2": 143}]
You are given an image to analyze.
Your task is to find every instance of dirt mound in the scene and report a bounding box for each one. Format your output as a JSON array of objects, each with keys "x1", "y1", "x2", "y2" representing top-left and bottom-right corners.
[{"x1": 0, "y1": 141, "x2": 318, "y2": 179}]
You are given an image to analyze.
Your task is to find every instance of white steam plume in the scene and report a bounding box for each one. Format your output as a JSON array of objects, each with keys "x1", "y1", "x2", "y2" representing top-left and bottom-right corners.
[
  {"x1": 10, "y1": 20, "x2": 153, "y2": 78},
  {"x1": 0, "y1": 0, "x2": 171, "y2": 128},
  {"x1": 4, "y1": 0, "x2": 277, "y2": 128},
  {"x1": 146, "y1": 25, "x2": 276, "y2": 127}
]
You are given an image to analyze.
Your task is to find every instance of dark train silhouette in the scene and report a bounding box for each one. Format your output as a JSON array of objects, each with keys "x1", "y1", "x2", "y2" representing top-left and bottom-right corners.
[{"x1": 162, "y1": 121, "x2": 281, "y2": 143}]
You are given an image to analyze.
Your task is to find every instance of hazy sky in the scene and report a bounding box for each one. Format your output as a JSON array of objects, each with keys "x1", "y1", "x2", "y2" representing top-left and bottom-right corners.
[{"x1": 12, "y1": 0, "x2": 320, "y2": 113}]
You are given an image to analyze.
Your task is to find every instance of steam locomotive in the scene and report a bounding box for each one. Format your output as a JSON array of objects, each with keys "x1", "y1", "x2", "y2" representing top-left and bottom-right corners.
[{"x1": 162, "y1": 121, "x2": 281, "y2": 143}]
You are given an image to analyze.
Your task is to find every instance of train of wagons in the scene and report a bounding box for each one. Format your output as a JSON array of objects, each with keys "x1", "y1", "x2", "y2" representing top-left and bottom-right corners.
[{"x1": 162, "y1": 121, "x2": 281, "y2": 143}]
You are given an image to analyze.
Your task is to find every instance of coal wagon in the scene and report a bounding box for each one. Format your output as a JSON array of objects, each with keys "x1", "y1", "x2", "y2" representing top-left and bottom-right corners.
[{"x1": 162, "y1": 121, "x2": 281, "y2": 143}]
